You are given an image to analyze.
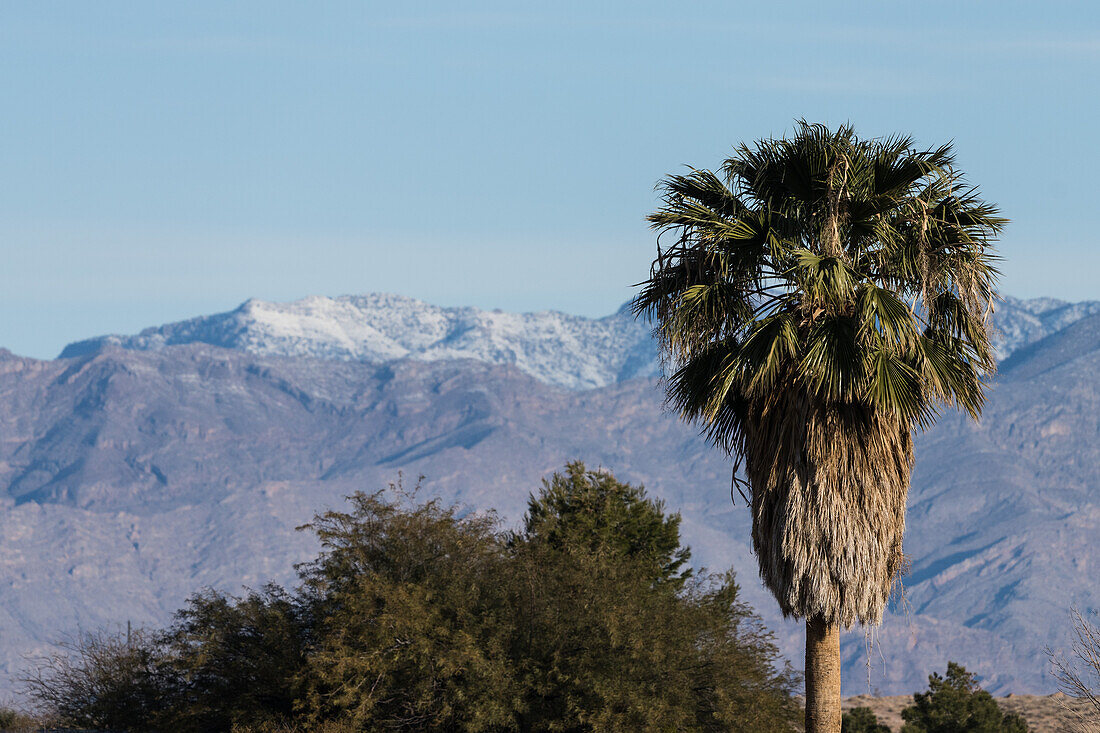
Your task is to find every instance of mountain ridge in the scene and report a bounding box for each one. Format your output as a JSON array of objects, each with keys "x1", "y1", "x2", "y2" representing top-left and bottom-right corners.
[
  {"x1": 57, "y1": 292, "x2": 1100, "y2": 390},
  {"x1": 1, "y1": 292, "x2": 1097, "y2": 697},
  {"x1": 59, "y1": 293, "x2": 659, "y2": 391}
]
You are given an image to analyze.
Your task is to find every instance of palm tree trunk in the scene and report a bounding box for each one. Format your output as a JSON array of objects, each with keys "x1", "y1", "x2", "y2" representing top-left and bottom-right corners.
[{"x1": 805, "y1": 615, "x2": 841, "y2": 733}]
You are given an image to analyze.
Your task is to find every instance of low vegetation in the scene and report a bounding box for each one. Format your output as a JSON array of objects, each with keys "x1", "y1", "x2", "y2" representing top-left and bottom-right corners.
[
  {"x1": 1048, "y1": 608, "x2": 1100, "y2": 732},
  {"x1": 843, "y1": 705, "x2": 891, "y2": 732},
  {"x1": 0, "y1": 706, "x2": 38, "y2": 732},
  {"x1": 20, "y1": 463, "x2": 800, "y2": 732},
  {"x1": 899, "y1": 662, "x2": 1028, "y2": 732}
]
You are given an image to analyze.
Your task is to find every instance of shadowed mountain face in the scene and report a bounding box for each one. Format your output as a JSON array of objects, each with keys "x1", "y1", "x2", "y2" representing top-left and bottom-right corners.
[{"x1": 0, "y1": 295, "x2": 1098, "y2": 696}]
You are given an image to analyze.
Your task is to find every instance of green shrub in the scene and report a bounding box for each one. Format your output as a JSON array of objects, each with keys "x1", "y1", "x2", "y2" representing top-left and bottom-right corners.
[
  {"x1": 900, "y1": 662, "x2": 1028, "y2": 732},
  {"x1": 160, "y1": 584, "x2": 306, "y2": 731},
  {"x1": 297, "y1": 483, "x2": 520, "y2": 731},
  {"x1": 511, "y1": 462, "x2": 797, "y2": 732},
  {"x1": 842, "y1": 706, "x2": 890, "y2": 733}
]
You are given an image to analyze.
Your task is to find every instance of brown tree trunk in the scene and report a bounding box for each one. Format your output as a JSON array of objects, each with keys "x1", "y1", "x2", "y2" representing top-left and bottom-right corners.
[{"x1": 805, "y1": 616, "x2": 841, "y2": 733}]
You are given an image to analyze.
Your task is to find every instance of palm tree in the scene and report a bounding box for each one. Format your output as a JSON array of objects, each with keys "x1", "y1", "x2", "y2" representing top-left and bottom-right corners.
[{"x1": 633, "y1": 122, "x2": 1004, "y2": 733}]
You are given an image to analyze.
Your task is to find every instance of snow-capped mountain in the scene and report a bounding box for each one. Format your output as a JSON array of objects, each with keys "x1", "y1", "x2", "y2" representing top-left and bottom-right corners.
[
  {"x1": 995, "y1": 295, "x2": 1100, "y2": 360},
  {"x1": 60, "y1": 294, "x2": 659, "y2": 390},
  {"x1": 59, "y1": 293, "x2": 1100, "y2": 388}
]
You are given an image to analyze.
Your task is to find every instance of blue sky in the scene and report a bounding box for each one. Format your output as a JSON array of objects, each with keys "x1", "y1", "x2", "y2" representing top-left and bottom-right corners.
[{"x1": 3, "y1": 2, "x2": 1099, "y2": 358}]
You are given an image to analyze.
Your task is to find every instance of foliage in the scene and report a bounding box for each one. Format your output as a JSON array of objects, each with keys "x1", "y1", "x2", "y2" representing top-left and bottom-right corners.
[
  {"x1": 522, "y1": 460, "x2": 692, "y2": 586},
  {"x1": 22, "y1": 465, "x2": 800, "y2": 732},
  {"x1": 1048, "y1": 608, "x2": 1100, "y2": 732},
  {"x1": 842, "y1": 706, "x2": 890, "y2": 733},
  {"x1": 21, "y1": 628, "x2": 174, "y2": 730},
  {"x1": 900, "y1": 662, "x2": 1028, "y2": 732},
  {"x1": 512, "y1": 464, "x2": 797, "y2": 731},
  {"x1": 159, "y1": 584, "x2": 307, "y2": 731},
  {"x1": 0, "y1": 706, "x2": 39, "y2": 731},
  {"x1": 297, "y1": 483, "x2": 519, "y2": 731},
  {"x1": 635, "y1": 121, "x2": 1005, "y2": 440}
]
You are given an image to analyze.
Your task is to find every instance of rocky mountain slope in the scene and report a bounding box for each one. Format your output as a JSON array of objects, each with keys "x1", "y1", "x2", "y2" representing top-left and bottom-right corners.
[{"x1": 1, "y1": 293, "x2": 1098, "y2": 698}]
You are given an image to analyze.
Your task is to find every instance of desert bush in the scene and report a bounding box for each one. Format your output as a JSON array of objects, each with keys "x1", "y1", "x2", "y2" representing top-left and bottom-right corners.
[
  {"x1": 231, "y1": 719, "x2": 358, "y2": 733},
  {"x1": 296, "y1": 483, "x2": 520, "y2": 731},
  {"x1": 510, "y1": 463, "x2": 798, "y2": 732},
  {"x1": 842, "y1": 705, "x2": 889, "y2": 732},
  {"x1": 0, "y1": 706, "x2": 40, "y2": 732},
  {"x1": 21, "y1": 627, "x2": 174, "y2": 730},
  {"x1": 159, "y1": 584, "x2": 307, "y2": 732},
  {"x1": 900, "y1": 661, "x2": 1028, "y2": 732},
  {"x1": 520, "y1": 460, "x2": 692, "y2": 587},
  {"x1": 1048, "y1": 607, "x2": 1100, "y2": 732}
]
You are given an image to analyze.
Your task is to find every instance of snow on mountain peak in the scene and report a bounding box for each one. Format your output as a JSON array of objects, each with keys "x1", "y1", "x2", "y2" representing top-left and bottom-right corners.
[
  {"x1": 58, "y1": 292, "x2": 1100, "y2": 389},
  {"x1": 60, "y1": 293, "x2": 659, "y2": 390},
  {"x1": 995, "y1": 295, "x2": 1100, "y2": 360}
]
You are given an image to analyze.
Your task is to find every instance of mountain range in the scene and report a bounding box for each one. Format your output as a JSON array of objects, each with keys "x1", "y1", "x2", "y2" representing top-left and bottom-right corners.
[
  {"x1": 1, "y1": 292, "x2": 1098, "y2": 697},
  {"x1": 59, "y1": 293, "x2": 659, "y2": 390}
]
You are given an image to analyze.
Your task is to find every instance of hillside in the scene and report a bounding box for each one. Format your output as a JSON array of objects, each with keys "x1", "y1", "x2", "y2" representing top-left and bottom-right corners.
[{"x1": 0, "y1": 294, "x2": 1098, "y2": 697}]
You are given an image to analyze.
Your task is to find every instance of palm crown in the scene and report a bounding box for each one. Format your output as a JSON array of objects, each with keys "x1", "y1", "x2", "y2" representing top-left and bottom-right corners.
[
  {"x1": 635, "y1": 122, "x2": 1005, "y2": 453},
  {"x1": 633, "y1": 122, "x2": 1004, "y2": 628}
]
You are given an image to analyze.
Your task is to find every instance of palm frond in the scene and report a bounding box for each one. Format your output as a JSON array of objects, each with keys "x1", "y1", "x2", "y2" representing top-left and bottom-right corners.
[
  {"x1": 857, "y1": 284, "x2": 918, "y2": 353},
  {"x1": 864, "y1": 348, "x2": 929, "y2": 425},
  {"x1": 798, "y1": 315, "x2": 863, "y2": 401}
]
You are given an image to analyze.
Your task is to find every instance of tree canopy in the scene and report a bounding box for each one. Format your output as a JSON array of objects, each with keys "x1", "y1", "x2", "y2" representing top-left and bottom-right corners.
[
  {"x1": 24, "y1": 466, "x2": 800, "y2": 732},
  {"x1": 522, "y1": 460, "x2": 692, "y2": 586},
  {"x1": 842, "y1": 706, "x2": 890, "y2": 733},
  {"x1": 900, "y1": 662, "x2": 1028, "y2": 733},
  {"x1": 636, "y1": 121, "x2": 1005, "y2": 443}
]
